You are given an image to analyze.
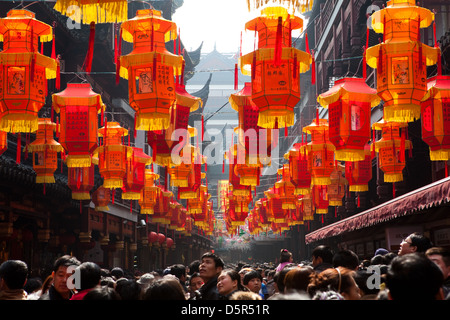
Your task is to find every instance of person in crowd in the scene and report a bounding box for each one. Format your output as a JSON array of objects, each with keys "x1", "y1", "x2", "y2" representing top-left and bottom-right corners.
[
  {"x1": 268, "y1": 264, "x2": 296, "y2": 299},
  {"x1": 243, "y1": 269, "x2": 263, "y2": 298},
  {"x1": 110, "y1": 267, "x2": 125, "y2": 281},
  {"x1": 169, "y1": 264, "x2": 188, "y2": 292},
  {"x1": 311, "y1": 245, "x2": 334, "y2": 273},
  {"x1": 186, "y1": 272, "x2": 204, "y2": 300},
  {"x1": 197, "y1": 251, "x2": 224, "y2": 300},
  {"x1": 115, "y1": 278, "x2": 141, "y2": 300},
  {"x1": 0, "y1": 260, "x2": 28, "y2": 300},
  {"x1": 353, "y1": 269, "x2": 380, "y2": 300},
  {"x1": 332, "y1": 249, "x2": 360, "y2": 270},
  {"x1": 265, "y1": 270, "x2": 277, "y2": 297},
  {"x1": 188, "y1": 260, "x2": 201, "y2": 276},
  {"x1": 70, "y1": 261, "x2": 102, "y2": 300},
  {"x1": 24, "y1": 276, "x2": 43, "y2": 300},
  {"x1": 275, "y1": 249, "x2": 293, "y2": 272},
  {"x1": 83, "y1": 285, "x2": 121, "y2": 300},
  {"x1": 425, "y1": 246, "x2": 450, "y2": 298},
  {"x1": 307, "y1": 267, "x2": 361, "y2": 300},
  {"x1": 39, "y1": 255, "x2": 81, "y2": 300},
  {"x1": 385, "y1": 252, "x2": 444, "y2": 300},
  {"x1": 217, "y1": 268, "x2": 244, "y2": 300},
  {"x1": 283, "y1": 266, "x2": 314, "y2": 294},
  {"x1": 136, "y1": 273, "x2": 155, "y2": 298},
  {"x1": 229, "y1": 290, "x2": 262, "y2": 300},
  {"x1": 398, "y1": 232, "x2": 433, "y2": 256},
  {"x1": 143, "y1": 275, "x2": 186, "y2": 300}
]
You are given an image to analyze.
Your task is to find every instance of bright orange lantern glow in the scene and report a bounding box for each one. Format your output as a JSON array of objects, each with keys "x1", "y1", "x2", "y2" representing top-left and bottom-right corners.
[
  {"x1": 300, "y1": 194, "x2": 314, "y2": 221},
  {"x1": 312, "y1": 184, "x2": 328, "y2": 214},
  {"x1": 151, "y1": 187, "x2": 172, "y2": 225},
  {"x1": 318, "y1": 77, "x2": 380, "y2": 161},
  {"x1": 274, "y1": 165, "x2": 296, "y2": 209},
  {"x1": 239, "y1": 7, "x2": 311, "y2": 128},
  {"x1": 421, "y1": 75, "x2": 450, "y2": 161},
  {"x1": 0, "y1": 130, "x2": 6, "y2": 155},
  {"x1": 53, "y1": 0, "x2": 128, "y2": 24},
  {"x1": 119, "y1": 9, "x2": 183, "y2": 131},
  {"x1": 122, "y1": 147, "x2": 152, "y2": 200},
  {"x1": 139, "y1": 169, "x2": 159, "y2": 215},
  {"x1": 52, "y1": 83, "x2": 105, "y2": 168},
  {"x1": 345, "y1": 144, "x2": 373, "y2": 192},
  {"x1": 366, "y1": 0, "x2": 439, "y2": 122},
  {"x1": 0, "y1": 9, "x2": 58, "y2": 133},
  {"x1": 27, "y1": 118, "x2": 62, "y2": 184},
  {"x1": 285, "y1": 141, "x2": 311, "y2": 195},
  {"x1": 68, "y1": 164, "x2": 95, "y2": 200},
  {"x1": 328, "y1": 164, "x2": 347, "y2": 206}
]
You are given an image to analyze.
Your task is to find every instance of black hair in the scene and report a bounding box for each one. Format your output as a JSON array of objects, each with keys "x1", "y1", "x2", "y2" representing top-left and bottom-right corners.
[
  {"x1": 201, "y1": 252, "x2": 224, "y2": 269},
  {"x1": 0, "y1": 260, "x2": 28, "y2": 290},
  {"x1": 52, "y1": 255, "x2": 81, "y2": 273},
  {"x1": 77, "y1": 262, "x2": 101, "y2": 291},
  {"x1": 312, "y1": 245, "x2": 334, "y2": 264},
  {"x1": 243, "y1": 270, "x2": 263, "y2": 285},
  {"x1": 409, "y1": 232, "x2": 433, "y2": 253},
  {"x1": 332, "y1": 250, "x2": 360, "y2": 270},
  {"x1": 83, "y1": 286, "x2": 121, "y2": 300}
]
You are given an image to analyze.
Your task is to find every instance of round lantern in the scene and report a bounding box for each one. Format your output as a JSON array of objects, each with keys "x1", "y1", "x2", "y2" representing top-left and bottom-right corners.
[
  {"x1": 372, "y1": 119, "x2": 412, "y2": 182},
  {"x1": 27, "y1": 118, "x2": 62, "y2": 184},
  {"x1": 311, "y1": 184, "x2": 329, "y2": 214},
  {"x1": 52, "y1": 83, "x2": 105, "y2": 168},
  {"x1": 0, "y1": 9, "x2": 58, "y2": 133},
  {"x1": 366, "y1": 0, "x2": 439, "y2": 122},
  {"x1": 421, "y1": 75, "x2": 450, "y2": 161},
  {"x1": 92, "y1": 186, "x2": 110, "y2": 211},
  {"x1": 345, "y1": 144, "x2": 373, "y2": 192},
  {"x1": 53, "y1": 0, "x2": 128, "y2": 24},
  {"x1": 327, "y1": 164, "x2": 347, "y2": 206},
  {"x1": 302, "y1": 118, "x2": 335, "y2": 186},
  {"x1": 285, "y1": 141, "x2": 311, "y2": 195},
  {"x1": 119, "y1": 9, "x2": 183, "y2": 131},
  {"x1": 157, "y1": 233, "x2": 166, "y2": 246},
  {"x1": 68, "y1": 164, "x2": 95, "y2": 200},
  {"x1": 122, "y1": 147, "x2": 152, "y2": 200},
  {"x1": 94, "y1": 122, "x2": 130, "y2": 189},
  {"x1": 317, "y1": 77, "x2": 380, "y2": 161},
  {"x1": 239, "y1": 7, "x2": 311, "y2": 129},
  {"x1": 166, "y1": 237, "x2": 174, "y2": 249},
  {"x1": 148, "y1": 231, "x2": 158, "y2": 245},
  {"x1": 139, "y1": 169, "x2": 159, "y2": 215}
]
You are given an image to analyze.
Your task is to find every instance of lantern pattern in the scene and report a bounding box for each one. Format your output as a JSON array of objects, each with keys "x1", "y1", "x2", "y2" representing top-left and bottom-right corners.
[
  {"x1": 300, "y1": 194, "x2": 314, "y2": 221},
  {"x1": 0, "y1": 9, "x2": 58, "y2": 133},
  {"x1": 327, "y1": 164, "x2": 347, "y2": 206},
  {"x1": 139, "y1": 169, "x2": 159, "y2": 215},
  {"x1": 421, "y1": 75, "x2": 450, "y2": 161},
  {"x1": 53, "y1": 0, "x2": 128, "y2": 24},
  {"x1": 366, "y1": 0, "x2": 439, "y2": 122},
  {"x1": 52, "y1": 83, "x2": 105, "y2": 167},
  {"x1": 285, "y1": 142, "x2": 311, "y2": 195},
  {"x1": 68, "y1": 164, "x2": 95, "y2": 200},
  {"x1": 345, "y1": 145, "x2": 373, "y2": 192},
  {"x1": 119, "y1": 9, "x2": 183, "y2": 131},
  {"x1": 122, "y1": 147, "x2": 152, "y2": 200},
  {"x1": 372, "y1": 119, "x2": 412, "y2": 183},
  {"x1": 92, "y1": 186, "x2": 110, "y2": 211},
  {"x1": 239, "y1": 7, "x2": 311, "y2": 128},
  {"x1": 311, "y1": 185, "x2": 329, "y2": 214},
  {"x1": 27, "y1": 118, "x2": 62, "y2": 184},
  {"x1": 317, "y1": 77, "x2": 380, "y2": 161}
]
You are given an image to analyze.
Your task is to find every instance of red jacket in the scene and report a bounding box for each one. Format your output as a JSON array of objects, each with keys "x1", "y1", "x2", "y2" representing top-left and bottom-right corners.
[{"x1": 69, "y1": 289, "x2": 92, "y2": 300}]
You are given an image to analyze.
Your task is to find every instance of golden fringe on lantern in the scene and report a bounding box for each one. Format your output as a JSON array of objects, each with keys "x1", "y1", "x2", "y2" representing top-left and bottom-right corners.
[
  {"x1": 103, "y1": 179, "x2": 123, "y2": 189},
  {"x1": 349, "y1": 185, "x2": 369, "y2": 192},
  {"x1": 429, "y1": 149, "x2": 450, "y2": 161},
  {"x1": 247, "y1": 0, "x2": 314, "y2": 13},
  {"x1": 94, "y1": 205, "x2": 109, "y2": 212},
  {"x1": 311, "y1": 177, "x2": 331, "y2": 186},
  {"x1": 66, "y1": 155, "x2": 92, "y2": 168},
  {"x1": 36, "y1": 175, "x2": 55, "y2": 184},
  {"x1": 282, "y1": 203, "x2": 296, "y2": 210},
  {"x1": 136, "y1": 113, "x2": 171, "y2": 131},
  {"x1": 72, "y1": 192, "x2": 91, "y2": 200},
  {"x1": 27, "y1": 143, "x2": 63, "y2": 153},
  {"x1": 233, "y1": 189, "x2": 251, "y2": 197},
  {"x1": 122, "y1": 192, "x2": 141, "y2": 200},
  {"x1": 257, "y1": 110, "x2": 295, "y2": 129},
  {"x1": 53, "y1": 0, "x2": 128, "y2": 24},
  {"x1": 119, "y1": 52, "x2": 183, "y2": 80},
  {"x1": 171, "y1": 179, "x2": 189, "y2": 188},
  {"x1": 329, "y1": 200, "x2": 342, "y2": 206},
  {"x1": 335, "y1": 149, "x2": 366, "y2": 162},
  {"x1": 316, "y1": 209, "x2": 328, "y2": 214},
  {"x1": 140, "y1": 208, "x2": 154, "y2": 215},
  {"x1": 295, "y1": 187, "x2": 310, "y2": 195},
  {"x1": 383, "y1": 105, "x2": 422, "y2": 123},
  {"x1": 0, "y1": 53, "x2": 58, "y2": 79},
  {"x1": 179, "y1": 191, "x2": 198, "y2": 199},
  {"x1": 0, "y1": 115, "x2": 38, "y2": 133},
  {"x1": 384, "y1": 173, "x2": 404, "y2": 183}
]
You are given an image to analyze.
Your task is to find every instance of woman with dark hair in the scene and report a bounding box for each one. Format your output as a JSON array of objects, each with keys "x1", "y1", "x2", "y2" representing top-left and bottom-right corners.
[
  {"x1": 275, "y1": 249, "x2": 293, "y2": 272},
  {"x1": 307, "y1": 267, "x2": 361, "y2": 300},
  {"x1": 143, "y1": 276, "x2": 186, "y2": 300},
  {"x1": 217, "y1": 269, "x2": 244, "y2": 300}
]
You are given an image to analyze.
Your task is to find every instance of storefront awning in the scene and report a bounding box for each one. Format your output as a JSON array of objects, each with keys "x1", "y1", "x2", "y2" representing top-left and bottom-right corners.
[{"x1": 305, "y1": 176, "x2": 450, "y2": 244}]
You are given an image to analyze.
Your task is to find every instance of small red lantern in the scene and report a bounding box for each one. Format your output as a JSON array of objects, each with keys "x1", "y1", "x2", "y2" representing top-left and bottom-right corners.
[
  {"x1": 285, "y1": 141, "x2": 311, "y2": 195},
  {"x1": 68, "y1": 164, "x2": 95, "y2": 200},
  {"x1": 148, "y1": 231, "x2": 158, "y2": 245},
  {"x1": 328, "y1": 164, "x2": 347, "y2": 207},
  {"x1": 0, "y1": 130, "x2": 7, "y2": 155},
  {"x1": 92, "y1": 186, "x2": 110, "y2": 211},
  {"x1": 122, "y1": 147, "x2": 152, "y2": 200},
  {"x1": 345, "y1": 144, "x2": 372, "y2": 192},
  {"x1": 312, "y1": 184, "x2": 329, "y2": 214},
  {"x1": 139, "y1": 169, "x2": 159, "y2": 215}
]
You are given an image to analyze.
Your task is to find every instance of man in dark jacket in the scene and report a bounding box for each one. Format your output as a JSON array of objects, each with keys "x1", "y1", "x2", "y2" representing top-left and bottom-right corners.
[{"x1": 198, "y1": 252, "x2": 224, "y2": 300}]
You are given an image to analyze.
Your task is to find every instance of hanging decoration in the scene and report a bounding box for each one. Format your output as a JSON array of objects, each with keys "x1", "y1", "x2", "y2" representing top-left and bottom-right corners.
[
  {"x1": 53, "y1": 0, "x2": 128, "y2": 24},
  {"x1": 246, "y1": 0, "x2": 314, "y2": 13},
  {"x1": 285, "y1": 141, "x2": 311, "y2": 195},
  {"x1": 345, "y1": 144, "x2": 373, "y2": 192},
  {"x1": 327, "y1": 163, "x2": 347, "y2": 206},
  {"x1": 122, "y1": 147, "x2": 152, "y2": 200},
  {"x1": 139, "y1": 169, "x2": 159, "y2": 215},
  {"x1": 67, "y1": 163, "x2": 95, "y2": 200},
  {"x1": 311, "y1": 184, "x2": 329, "y2": 215},
  {"x1": 92, "y1": 186, "x2": 110, "y2": 212},
  {"x1": 274, "y1": 164, "x2": 297, "y2": 210}
]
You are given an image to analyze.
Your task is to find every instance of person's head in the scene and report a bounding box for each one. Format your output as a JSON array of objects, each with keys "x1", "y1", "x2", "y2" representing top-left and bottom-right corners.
[
  {"x1": 0, "y1": 260, "x2": 28, "y2": 290},
  {"x1": 83, "y1": 285, "x2": 121, "y2": 300},
  {"x1": 279, "y1": 249, "x2": 293, "y2": 263},
  {"x1": 76, "y1": 262, "x2": 101, "y2": 291},
  {"x1": 386, "y1": 253, "x2": 445, "y2": 300},
  {"x1": 115, "y1": 278, "x2": 141, "y2": 300},
  {"x1": 188, "y1": 272, "x2": 204, "y2": 292},
  {"x1": 370, "y1": 254, "x2": 386, "y2": 266},
  {"x1": 188, "y1": 260, "x2": 201, "y2": 275},
  {"x1": 24, "y1": 277, "x2": 42, "y2": 294},
  {"x1": 276, "y1": 264, "x2": 296, "y2": 293},
  {"x1": 110, "y1": 267, "x2": 124, "y2": 280},
  {"x1": 332, "y1": 250, "x2": 360, "y2": 270},
  {"x1": 243, "y1": 270, "x2": 262, "y2": 294},
  {"x1": 425, "y1": 247, "x2": 450, "y2": 280},
  {"x1": 398, "y1": 232, "x2": 433, "y2": 256},
  {"x1": 308, "y1": 267, "x2": 361, "y2": 300},
  {"x1": 217, "y1": 269, "x2": 242, "y2": 297},
  {"x1": 312, "y1": 245, "x2": 334, "y2": 267},
  {"x1": 229, "y1": 291, "x2": 262, "y2": 300},
  {"x1": 143, "y1": 276, "x2": 186, "y2": 300},
  {"x1": 199, "y1": 252, "x2": 224, "y2": 283},
  {"x1": 169, "y1": 264, "x2": 187, "y2": 282},
  {"x1": 51, "y1": 255, "x2": 81, "y2": 298},
  {"x1": 283, "y1": 266, "x2": 314, "y2": 294}
]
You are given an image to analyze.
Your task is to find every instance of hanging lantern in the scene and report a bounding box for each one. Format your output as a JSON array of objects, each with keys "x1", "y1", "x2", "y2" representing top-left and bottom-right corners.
[
  {"x1": 302, "y1": 118, "x2": 335, "y2": 186},
  {"x1": 265, "y1": 188, "x2": 286, "y2": 223},
  {"x1": 274, "y1": 165, "x2": 296, "y2": 209},
  {"x1": 139, "y1": 169, "x2": 159, "y2": 215},
  {"x1": 228, "y1": 145, "x2": 252, "y2": 197},
  {"x1": 372, "y1": 119, "x2": 412, "y2": 183},
  {"x1": 68, "y1": 163, "x2": 95, "y2": 200},
  {"x1": 366, "y1": 0, "x2": 439, "y2": 122},
  {"x1": 27, "y1": 118, "x2": 62, "y2": 184},
  {"x1": 0, "y1": 9, "x2": 58, "y2": 133},
  {"x1": 119, "y1": 9, "x2": 183, "y2": 131},
  {"x1": 285, "y1": 142, "x2": 311, "y2": 195},
  {"x1": 122, "y1": 147, "x2": 152, "y2": 200},
  {"x1": 94, "y1": 122, "x2": 130, "y2": 189},
  {"x1": 92, "y1": 186, "x2": 110, "y2": 211},
  {"x1": 239, "y1": 7, "x2": 311, "y2": 128},
  {"x1": 178, "y1": 153, "x2": 203, "y2": 199},
  {"x1": 0, "y1": 130, "x2": 6, "y2": 155},
  {"x1": 328, "y1": 164, "x2": 347, "y2": 206},
  {"x1": 300, "y1": 194, "x2": 314, "y2": 221},
  {"x1": 246, "y1": 0, "x2": 314, "y2": 12},
  {"x1": 53, "y1": 0, "x2": 128, "y2": 24},
  {"x1": 151, "y1": 187, "x2": 172, "y2": 225},
  {"x1": 421, "y1": 75, "x2": 450, "y2": 161},
  {"x1": 345, "y1": 144, "x2": 373, "y2": 192},
  {"x1": 167, "y1": 145, "x2": 202, "y2": 187},
  {"x1": 52, "y1": 83, "x2": 105, "y2": 168},
  {"x1": 311, "y1": 184, "x2": 329, "y2": 214},
  {"x1": 317, "y1": 77, "x2": 380, "y2": 161}
]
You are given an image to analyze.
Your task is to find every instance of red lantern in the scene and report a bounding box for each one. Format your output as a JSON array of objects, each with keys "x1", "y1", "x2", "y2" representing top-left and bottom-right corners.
[
  {"x1": 68, "y1": 164, "x2": 95, "y2": 200},
  {"x1": 148, "y1": 231, "x2": 158, "y2": 244},
  {"x1": 312, "y1": 184, "x2": 329, "y2": 214},
  {"x1": 166, "y1": 237, "x2": 174, "y2": 249},
  {"x1": 318, "y1": 77, "x2": 380, "y2": 161},
  {"x1": 139, "y1": 169, "x2": 159, "y2": 215},
  {"x1": 122, "y1": 147, "x2": 152, "y2": 200},
  {"x1": 239, "y1": 7, "x2": 311, "y2": 129},
  {"x1": 328, "y1": 164, "x2": 347, "y2": 206},
  {"x1": 52, "y1": 83, "x2": 105, "y2": 168},
  {"x1": 157, "y1": 233, "x2": 166, "y2": 245},
  {"x1": 151, "y1": 187, "x2": 172, "y2": 225},
  {"x1": 285, "y1": 141, "x2": 311, "y2": 195},
  {"x1": 345, "y1": 144, "x2": 373, "y2": 192},
  {"x1": 274, "y1": 165, "x2": 296, "y2": 210},
  {"x1": 0, "y1": 9, "x2": 58, "y2": 133},
  {"x1": 119, "y1": 9, "x2": 183, "y2": 131},
  {"x1": 92, "y1": 186, "x2": 110, "y2": 211},
  {"x1": 0, "y1": 130, "x2": 7, "y2": 155}
]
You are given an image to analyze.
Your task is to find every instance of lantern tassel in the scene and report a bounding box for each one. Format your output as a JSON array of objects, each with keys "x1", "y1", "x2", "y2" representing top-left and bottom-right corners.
[
  {"x1": 362, "y1": 46, "x2": 367, "y2": 79},
  {"x1": 201, "y1": 114, "x2": 204, "y2": 141},
  {"x1": 116, "y1": 29, "x2": 122, "y2": 85},
  {"x1": 234, "y1": 63, "x2": 238, "y2": 90},
  {"x1": 274, "y1": 16, "x2": 283, "y2": 66},
  {"x1": 311, "y1": 50, "x2": 316, "y2": 85},
  {"x1": 56, "y1": 57, "x2": 61, "y2": 91},
  {"x1": 16, "y1": 133, "x2": 21, "y2": 164},
  {"x1": 84, "y1": 22, "x2": 96, "y2": 74},
  {"x1": 400, "y1": 128, "x2": 406, "y2": 163},
  {"x1": 378, "y1": 39, "x2": 383, "y2": 74}
]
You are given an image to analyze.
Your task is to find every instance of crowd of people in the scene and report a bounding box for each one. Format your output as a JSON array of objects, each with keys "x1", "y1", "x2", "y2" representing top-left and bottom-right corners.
[{"x1": 0, "y1": 232, "x2": 449, "y2": 300}]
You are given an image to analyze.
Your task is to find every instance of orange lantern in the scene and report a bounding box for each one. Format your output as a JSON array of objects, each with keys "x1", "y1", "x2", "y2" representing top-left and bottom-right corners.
[
  {"x1": 151, "y1": 187, "x2": 172, "y2": 225},
  {"x1": 178, "y1": 155, "x2": 203, "y2": 200},
  {"x1": 239, "y1": 7, "x2": 311, "y2": 129},
  {"x1": 94, "y1": 122, "x2": 130, "y2": 189},
  {"x1": 311, "y1": 184, "x2": 329, "y2": 214},
  {"x1": 302, "y1": 118, "x2": 335, "y2": 186},
  {"x1": 27, "y1": 118, "x2": 62, "y2": 184},
  {"x1": 274, "y1": 165, "x2": 296, "y2": 209},
  {"x1": 139, "y1": 169, "x2": 159, "y2": 215},
  {"x1": 255, "y1": 198, "x2": 271, "y2": 228},
  {"x1": 68, "y1": 164, "x2": 95, "y2": 200},
  {"x1": 372, "y1": 119, "x2": 412, "y2": 183},
  {"x1": 366, "y1": 0, "x2": 439, "y2": 122},
  {"x1": 183, "y1": 215, "x2": 193, "y2": 237},
  {"x1": 0, "y1": 9, "x2": 58, "y2": 133},
  {"x1": 265, "y1": 188, "x2": 287, "y2": 223},
  {"x1": 317, "y1": 77, "x2": 380, "y2": 161},
  {"x1": 285, "y1": 141, "x2": 311, "y2": 195},
  {"x1": 52, "y1": 83, "x2": 105, "y2": 168},
  {"x1": 421, "y1": 75, "x2": 450, "y2": 161},
  {"x1": 228, "y1": 146, "x2": 252, "y2": 197},
  {"x1": 122, "y1": 147, "x2": 152, "y2": 200},
  {"x1": 328, "y1": 164, "x2": 347, "y2": 206},
  {"x1": 92, "y1": 186, "x2": 110, "y2": 211},
  {"x1": 345, "y1": 144, "x2": 373, "y2": 192},
  {"x1": 0, "y1": 130, "x2": 6, "y2": 155},
  {"x1": 300, "y1": 194, "x2": 314, "y2": 221},
  {"x1": 119, "y1": 9, "x2": 183, "y2": 131},
  {"x1": 53, "y1": 0, "x2": 128, "y2": 24}
]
